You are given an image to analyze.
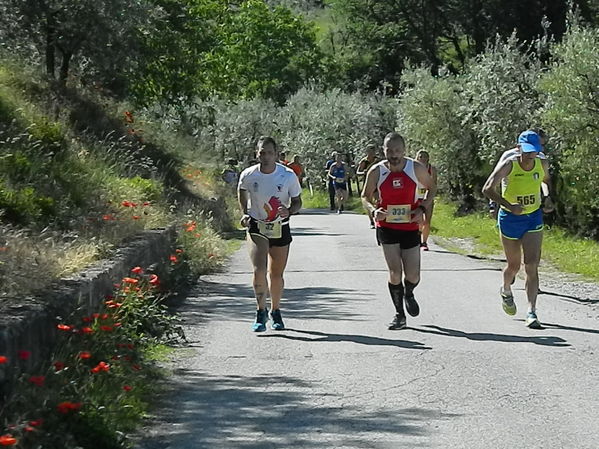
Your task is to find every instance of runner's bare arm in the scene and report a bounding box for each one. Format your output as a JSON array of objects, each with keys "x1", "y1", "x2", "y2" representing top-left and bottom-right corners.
[
  {"x1": 361, "y1": 166, "x2": 386, "y2": 220},
  {"x1": 482, "y1": 161, "x2": 523, "y2": 215},
  {"x1": 414, "y1": 161, "x2": 437, "y2": 211},
  {"x1": 541, "y1": 159, "x2": 555, "y2": 213},
  {"x1": 280, "y1": 195, "x2": 302, "y2": 218},
  {"x1": 238, "y1": 188, "x2": 251, "y2": 226}
]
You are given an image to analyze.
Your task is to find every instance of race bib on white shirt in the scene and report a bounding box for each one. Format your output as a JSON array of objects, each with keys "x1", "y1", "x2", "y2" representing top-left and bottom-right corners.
[{"x1": 257, "y1": 220, "x2": 282, "y2": 239}]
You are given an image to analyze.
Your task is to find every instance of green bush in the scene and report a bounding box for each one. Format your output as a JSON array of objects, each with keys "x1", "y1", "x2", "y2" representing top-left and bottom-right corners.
[
  {"x1": 538, "y1": 24, "x2": 599, "y2": 238},
  {"x1": 397, "y1": 67, "x2": 481, "y2": 207}
]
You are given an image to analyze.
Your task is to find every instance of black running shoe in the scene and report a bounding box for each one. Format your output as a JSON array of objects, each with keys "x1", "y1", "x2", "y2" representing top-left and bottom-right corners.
[
  {"x1": 270, "y1": 309, "x2": 285, "y2": 330},
  {"x1": 388, "y1": 314, "x2": 407, "y2": 330},
  {"x1": 404, "y1": 294, "x2": 420, "y2": 317}
]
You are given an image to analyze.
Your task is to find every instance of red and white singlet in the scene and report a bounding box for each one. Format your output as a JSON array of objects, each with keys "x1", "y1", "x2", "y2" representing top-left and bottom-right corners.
[{"x1": 375, "y1": 159, "x2": 420, "y2": 231}]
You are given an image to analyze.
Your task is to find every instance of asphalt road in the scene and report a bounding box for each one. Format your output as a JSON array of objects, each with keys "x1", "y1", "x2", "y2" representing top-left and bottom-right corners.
[{"x1": 134, "y1": 209, "x2": 599, "y2": 449}]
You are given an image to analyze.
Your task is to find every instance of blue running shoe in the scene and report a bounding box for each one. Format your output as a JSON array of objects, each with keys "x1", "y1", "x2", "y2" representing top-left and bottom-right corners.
[
  {"x1": 525, "y1": 311, "x2": 542, "y2": 329},
  {"x1": 252, "y1": 308, "x2": 268, "y2": 332},
  {"x1": 270, "y1": 309, "x2": 285, "y2": 330}
]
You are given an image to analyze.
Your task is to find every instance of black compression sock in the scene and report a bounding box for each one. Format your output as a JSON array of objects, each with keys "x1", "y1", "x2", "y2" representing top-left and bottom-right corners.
[
  {"x1": 404, "y1": 279, "x2": 420, "y2": 297},
  {"x1": 388, "y1": 282, "x2": 405, "y2": 315}
]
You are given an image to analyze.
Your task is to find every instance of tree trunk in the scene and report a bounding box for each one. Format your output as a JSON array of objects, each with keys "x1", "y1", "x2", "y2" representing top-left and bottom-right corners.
[
  {"x1": 58, "y1": 50, "x2": 72, "y2": 89},
  {"x1": 45, "y1": 15, "x2": 56, "y2": 79}
]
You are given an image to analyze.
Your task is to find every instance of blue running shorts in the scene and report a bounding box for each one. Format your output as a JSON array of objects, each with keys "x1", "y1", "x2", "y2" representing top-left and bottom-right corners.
[{"x1": 498, "y1": 208, "x2": 543, "y2": 240}]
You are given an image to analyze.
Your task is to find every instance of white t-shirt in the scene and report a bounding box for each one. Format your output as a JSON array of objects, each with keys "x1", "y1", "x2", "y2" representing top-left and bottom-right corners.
[{"x1": 238, "y1": 163, "x2": 302, "y2": 223}]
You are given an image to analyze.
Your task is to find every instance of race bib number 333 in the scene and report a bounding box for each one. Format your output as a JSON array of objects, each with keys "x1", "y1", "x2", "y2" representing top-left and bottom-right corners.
[
  {"x1": 258, "y1": 221, "x2": 282, "y2": 239},
  {"x1": 386, "y1": 204, "x2": 411, "y2": 223}
]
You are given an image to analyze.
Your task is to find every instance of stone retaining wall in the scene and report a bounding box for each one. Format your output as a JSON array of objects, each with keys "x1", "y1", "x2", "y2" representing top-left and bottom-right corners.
[{"x1": 0, "y1": 226, "x2": 177, "y2": 396}]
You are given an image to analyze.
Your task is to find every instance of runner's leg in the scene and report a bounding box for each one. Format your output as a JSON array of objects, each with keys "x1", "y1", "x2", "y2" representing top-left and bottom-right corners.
[
  {"x1": 248, "y1": 233, "x2": 270, "y2": 310},
  {"x1": 268, "y1": 244, "x2": 291, "y2": 311},
  {"x1": 521, "y1": 230, "x2": 543, "y2": 312},
  {"x1": 501, "y1": 236, "x2": 521, "y2": 292}
]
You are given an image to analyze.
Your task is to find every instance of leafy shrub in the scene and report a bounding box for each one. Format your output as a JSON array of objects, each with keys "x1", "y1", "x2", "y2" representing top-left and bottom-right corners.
[{"x1": 538, "y1": 24, "x2": 599, "y2": 238}]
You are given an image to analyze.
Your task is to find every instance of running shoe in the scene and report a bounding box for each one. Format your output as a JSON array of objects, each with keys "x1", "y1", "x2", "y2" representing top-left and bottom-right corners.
[
  {"x1": 500, "y1": 288, "x2": 517, "y2": 316},
  {"x1": 420, "y1": 242, "x2": 429, "y2": 251},
  {"x1": 252, "y1": 308, "x2": 268, "y2": 332},
  {"x1": 270, "y1": 309, "x2": 285, "y2": 330},
  {"x1": 404, "y1": 293, "x2": 420, "y2": 317},
  {"x1": 525, "y1": 311, "x2": 542, "y2": 329},
  {"x1": 388, "y1": 314, "x2": 407, "y2": 330}
]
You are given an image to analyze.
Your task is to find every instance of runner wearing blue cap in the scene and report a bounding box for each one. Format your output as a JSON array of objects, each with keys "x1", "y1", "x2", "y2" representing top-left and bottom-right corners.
[{"x1": 482, "y1": 130, "x2": 554, "y2": 328}]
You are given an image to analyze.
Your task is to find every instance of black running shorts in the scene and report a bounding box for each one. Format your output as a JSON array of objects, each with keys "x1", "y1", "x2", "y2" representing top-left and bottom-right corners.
[
  {"x1": 376, "y1": 227, "x2": 420, "y2": 249},
  {"x1": 248, "y1": 219, "x2": 292, "y2": 247}
]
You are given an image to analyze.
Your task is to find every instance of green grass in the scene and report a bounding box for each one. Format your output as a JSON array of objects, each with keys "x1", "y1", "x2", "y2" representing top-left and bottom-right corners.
[
  {"x1": 431, "y1": 199, "x2": 599, "y2": 282},
  {"x1": 301, "y1": 188, "x2": 365, "y2": 212}
]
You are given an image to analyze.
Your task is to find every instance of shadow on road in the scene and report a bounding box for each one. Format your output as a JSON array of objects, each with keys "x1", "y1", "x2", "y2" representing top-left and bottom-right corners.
[
  {"x1": 177, "y1": 280, "x2": 378, "y2": 325},
  {"x1": 259, "y1": 328, "x2": 432, "y2": 350},
  {"x1": 134, "y1": 369, "x2": 457, "y2": 449},
  {"x1": 531, "y1": 321, "x2": 599, "y2": 335},
  {"x1": 412, "y1": 324, "x2": 570, "y2": 347},
  {"x1": 538, "y1": 289, "x2": 599, "y2": 305}
]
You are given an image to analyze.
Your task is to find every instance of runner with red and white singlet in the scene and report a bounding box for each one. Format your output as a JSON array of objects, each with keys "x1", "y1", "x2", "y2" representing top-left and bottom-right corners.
[{"x1": 361, "y1": 132, "x2": 436, "y2": 330}]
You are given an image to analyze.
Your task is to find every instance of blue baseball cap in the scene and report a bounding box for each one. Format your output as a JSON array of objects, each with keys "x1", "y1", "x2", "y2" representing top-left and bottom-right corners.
[{"x1": 518, "y1": 130, "x2": 542, "y2": 153}]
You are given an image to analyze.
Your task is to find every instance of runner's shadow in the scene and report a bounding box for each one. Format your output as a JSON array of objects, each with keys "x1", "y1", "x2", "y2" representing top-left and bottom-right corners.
[
  {"x1": 259, "y1": 328, "x2": 432, "y2": 350},
  {"x1": 530, "y1": 321, "x2": 599, "y2": 335},
  {"x1": 538, "y1": 289, "x2": 599, "y2": 304},
  {"x1": 412, "y1": 324, "x2": 570, "y2": 347}
]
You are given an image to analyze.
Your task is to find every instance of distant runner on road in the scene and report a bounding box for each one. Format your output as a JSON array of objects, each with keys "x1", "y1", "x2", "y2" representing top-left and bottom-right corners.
[
  {"x1": 482, "y1": 130, "x2": 554, "y2": 329},
  {"x1": 415, "y1": 150, "x2": 438, "y2": 251},
  {"x1": 361, "y1": 132, "x2": 436, "y2": 330},
  {"x1": 238, "y1": 136, "x2": 302, "y2": 332}
]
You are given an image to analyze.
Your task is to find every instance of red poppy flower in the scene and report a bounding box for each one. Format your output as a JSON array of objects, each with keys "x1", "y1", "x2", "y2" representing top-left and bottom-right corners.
[
  {"x1": 78, "y1": 351, "x2": 92, "y2": 360},
  {"x1": 0, "y1": 356, "x2": 7, "y2": 364},
  {"x1": 82, "y1": 316, "x2": 92, "y2": 323},
  {"x1": 132, "y1": 215, "x2": 141, "y2": 220},
  {"x1": 122, "y1": 277, "x2": 139, "y2": 284},
  {"x1": 123, "y1": 385, "x2": 133, "y2": 391},
  {"x1": 17, "y1": 350, "x2": 31, "y2": 361},
  {"x1": 100, "y1": 325, "x2": 114, "y2": 332},
  {"x1": 28, "y1": 376, "x2": 45, "y2": 387},
  {"x1": 169, "y1": 255, "x2": 178, "y2": 263},
  {"x1": 0, "y1": 434, "x2": 17, "y2": 446},
  {"x1": 57, "y1": 324, "x2": 72, "y2": 332},
  {"x1": 143, "y1": 201, "x2": 151, "y2": 206},
  {"x1": 131, "y1": 266, "x2": 143, "y2": 274},
  {"x1": 149, "y1": 274, "x2": 160, "y2": 286},
  {"x1": 175, "y1": 249, "x2": 184, "y2": 254},
  {"x1": 28, "y1": 420, "x2": 43, "y2": 427},
  {"x1": 53, "y1": 361, "x2": 65, "y2": 371},
  {"x1": 81, "y1": 327, "x2": 94, "y2": 334},
  {"x1": 90, "y1": 361, "x2": 110, "y2": 373},
  {"x1": 121, "y1": 200, "x2": 133, "y2": 207},
  {"x1": 102, "y1": 214, "x2": 116, "y2": 221},
  {"x1": 56, "y1": 401, "x2": 82, "y2": 414},
  {"x1": 100, "y1": 313, "x2": 109, "y2": 320},
  {"x1": 24, "y1": 427, "x2": 35, "y2": 433}
]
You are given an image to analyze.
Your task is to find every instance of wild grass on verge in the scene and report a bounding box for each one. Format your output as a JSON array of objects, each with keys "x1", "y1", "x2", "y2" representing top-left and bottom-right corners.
[
  {"x1": 300, "y1": 188, "x2": 365, "y2": 213},
  {"x1": 431, "y1": 199, "x2": 599, "y2": 282}
]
